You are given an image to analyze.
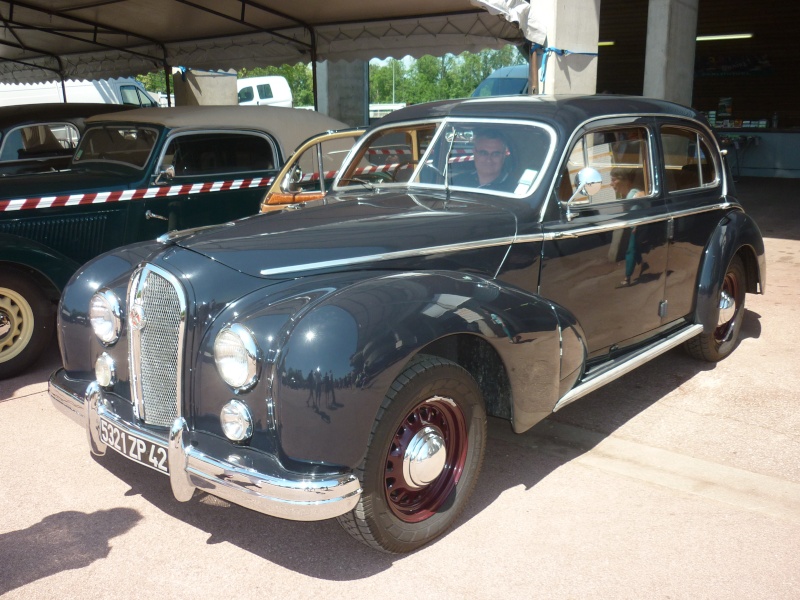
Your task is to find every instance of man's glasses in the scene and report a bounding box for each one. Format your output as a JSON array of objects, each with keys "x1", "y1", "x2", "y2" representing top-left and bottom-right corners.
[{"x1": 475, "y1": 150, "x2": 506, "y2": 159}]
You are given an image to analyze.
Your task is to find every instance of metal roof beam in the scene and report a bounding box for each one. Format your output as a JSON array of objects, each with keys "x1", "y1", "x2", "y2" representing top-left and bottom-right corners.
[{"x1": 169, "y1": 0, "x2": 312, "y2": 49}]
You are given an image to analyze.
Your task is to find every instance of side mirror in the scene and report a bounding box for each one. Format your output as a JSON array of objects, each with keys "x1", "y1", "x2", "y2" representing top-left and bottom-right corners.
[
  {"x1": 562, "y1": 167, "x2": 603, "y2": 221},
  {"x1": 154, "y1": 165, "x2": 175, "y2": 185}
]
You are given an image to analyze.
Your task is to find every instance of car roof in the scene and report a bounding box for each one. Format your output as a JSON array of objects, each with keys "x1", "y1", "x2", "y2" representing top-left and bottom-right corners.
[
  {"x1": 0, "y1": 102, "x2": 134, "y2": 130},
  {"x1": 376, "y1": 95, "x2": 705, "y2": 133},
  {"x1": 85, "y1": 105, "x2": 349, "y2": 155}
]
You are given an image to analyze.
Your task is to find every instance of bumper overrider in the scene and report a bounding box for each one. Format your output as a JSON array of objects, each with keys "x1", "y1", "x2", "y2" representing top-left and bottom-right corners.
[{"x1": 49, "y1": 368, "x2": 362, "y2": 521}]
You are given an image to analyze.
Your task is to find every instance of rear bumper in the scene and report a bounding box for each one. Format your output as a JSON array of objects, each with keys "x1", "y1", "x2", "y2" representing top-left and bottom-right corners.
[{"x1": 49, "y1": 368, "x2": 361, "y2": 521}]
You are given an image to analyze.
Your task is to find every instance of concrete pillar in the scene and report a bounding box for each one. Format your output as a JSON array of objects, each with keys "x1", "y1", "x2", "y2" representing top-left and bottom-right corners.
[
  {"x1": 535, "y1": 0, "x2": 601, "y2": 95},
  {"x1": 643, "y1": 0, "x2": 699, "y2": 105},
  {"x1": 172, "y1": 69, "x2": 237, "y2": 106},
  {"x1": 316, "y1": 60, "x2": 369, "y2": 127}
]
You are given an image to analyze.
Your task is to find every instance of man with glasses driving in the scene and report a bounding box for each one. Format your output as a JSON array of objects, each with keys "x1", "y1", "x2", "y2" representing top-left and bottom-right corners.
[{"x1": 452, "y1": 129, "x2": 514, "y2": 191}]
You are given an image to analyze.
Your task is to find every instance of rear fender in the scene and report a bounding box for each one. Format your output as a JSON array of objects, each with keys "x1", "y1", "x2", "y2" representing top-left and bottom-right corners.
[{"x1": 694, "y1": 210, "x2": 766, "y2": 334}]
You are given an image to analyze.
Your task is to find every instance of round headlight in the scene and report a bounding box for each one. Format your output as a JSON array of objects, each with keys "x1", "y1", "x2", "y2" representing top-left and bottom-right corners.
[
  {"x1": 89, "y1": 290, "x2": 121, "y2": 344},
  {"x1": 220, "y1": 399, "x2": 253, "y2": 442},
  {"x1": 94, "y1": 353, "x2": 116, "y2": 388},
  {"x1": 214, "y1": 324, "x2": 260, "y2": 390}
]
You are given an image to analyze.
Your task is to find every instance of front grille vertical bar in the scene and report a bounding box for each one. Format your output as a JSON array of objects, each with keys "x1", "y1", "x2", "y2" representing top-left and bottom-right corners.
[{"x1": 127, "y1": 264, "x2": 187, "y2": 427}]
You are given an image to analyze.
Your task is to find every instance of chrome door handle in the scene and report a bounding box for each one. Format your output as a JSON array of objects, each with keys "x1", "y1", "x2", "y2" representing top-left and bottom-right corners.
[{"x1": 145, "y1": 210, "x2": 168, "y2": 221}]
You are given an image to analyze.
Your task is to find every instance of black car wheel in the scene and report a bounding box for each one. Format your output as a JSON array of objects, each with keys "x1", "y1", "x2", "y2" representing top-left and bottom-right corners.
[
  {"x1": 0, "y1": 270, "x2": 53, "y2": 379},
  {"x1": 338, "y1": 355, "x2": 486, "y2": 553},
  {"x1": 685, "y1": 254, "x2": 747, "y2": 362}
]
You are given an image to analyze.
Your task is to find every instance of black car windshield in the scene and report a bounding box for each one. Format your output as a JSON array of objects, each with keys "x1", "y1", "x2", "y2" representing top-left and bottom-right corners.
[
  {"x1": 73, "y1": 125, "x2": 159, "y2": 169},
  {"x1": 336, "y1": 119, "x2": 555, "y2": 197}
]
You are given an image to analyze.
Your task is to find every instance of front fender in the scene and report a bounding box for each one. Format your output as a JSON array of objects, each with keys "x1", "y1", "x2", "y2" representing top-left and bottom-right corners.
[
  {"x1": 0, "y1": 232, "x2": 80, "y2": 294},
  {"x1": 694, "y1": 209, "x2": 766, "y2": 334},
  {"x1": 272, "y1": 271, "x2": 564, "y2": 469}
]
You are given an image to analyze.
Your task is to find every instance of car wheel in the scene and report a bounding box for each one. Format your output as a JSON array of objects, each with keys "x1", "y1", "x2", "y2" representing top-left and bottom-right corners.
[
  {"x1": 337, "y1": 355, "x2": 486, "y2": 553},
  {"x1": 684, "y1": 254, "x2": 747, "y2": 362},
  {"x1": 0, "y1": 271, "x2": 54, "y2": 379}
]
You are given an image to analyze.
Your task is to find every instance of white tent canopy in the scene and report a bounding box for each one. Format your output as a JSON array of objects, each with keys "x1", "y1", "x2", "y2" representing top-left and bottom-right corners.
[{"x1": 0, "y1": 0, "x2": 544, "y2": 84}]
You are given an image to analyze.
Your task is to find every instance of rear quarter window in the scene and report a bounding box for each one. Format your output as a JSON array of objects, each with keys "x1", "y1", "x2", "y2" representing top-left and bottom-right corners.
[
  {"x1": 660, "y1": 125, "x2": 719, "y2": 192},
  {"x1": 161, "y1": 132, "x2": 277, "y2": 177}
]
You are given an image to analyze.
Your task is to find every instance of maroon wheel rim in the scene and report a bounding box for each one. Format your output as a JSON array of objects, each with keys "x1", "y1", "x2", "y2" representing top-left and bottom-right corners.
[
  {"x1": 714, "y1": 269, "x2": 741, "y2": 343},
  {"x1": 383, "y1": 396, "x2": 468, "y2": 523}
]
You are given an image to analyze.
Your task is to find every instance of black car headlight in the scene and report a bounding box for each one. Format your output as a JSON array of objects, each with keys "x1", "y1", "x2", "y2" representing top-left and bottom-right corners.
[{"x1": 213, "y1": 324, "x2": 260, "y2": 390}]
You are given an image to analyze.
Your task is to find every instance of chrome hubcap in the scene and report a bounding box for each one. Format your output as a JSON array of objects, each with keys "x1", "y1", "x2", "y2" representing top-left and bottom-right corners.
[
  {"x1": 718, "y1": 290, "x2": 735, "y2": 327},
  {"x1": 402, "y1": 426, "x2": 447, "y2": 489}
]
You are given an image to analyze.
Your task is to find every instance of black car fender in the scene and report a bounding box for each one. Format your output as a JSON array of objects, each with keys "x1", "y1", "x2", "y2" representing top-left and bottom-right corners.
[
  {"x1": 693, "y1": 209, "x2": 766, "y2": 334},
  {"x1": 267, "y1": 270, "x2": 574, "y2": 469},
  {"x1": 0, "y1": 232, "x2": 80, "y2": 299}
]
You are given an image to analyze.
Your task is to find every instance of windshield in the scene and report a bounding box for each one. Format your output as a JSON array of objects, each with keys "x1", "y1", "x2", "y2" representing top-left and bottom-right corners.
[
  {"x1": 73, "y1": 125, "x2": 159, "y2": 169},
  {"x1": 337, "y1": 119, "x2": 555, "y2": 197}
]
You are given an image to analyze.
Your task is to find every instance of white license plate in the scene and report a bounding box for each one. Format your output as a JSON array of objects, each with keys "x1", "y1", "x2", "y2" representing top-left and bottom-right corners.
[{"x1": 99, "y1": 418, "x2": 169, "y2": 474}]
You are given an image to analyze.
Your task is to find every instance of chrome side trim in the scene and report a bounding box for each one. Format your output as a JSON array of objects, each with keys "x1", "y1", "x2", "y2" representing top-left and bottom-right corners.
[
  {"x1": 259, "y1": 236, "x2": 515, "y2": 276},
  {"x1": 520, "y1": 202, "x2": 733, "y2": 244},
  {"x1": 553, "y1": 324, "x2": 703, "y2": 412}
]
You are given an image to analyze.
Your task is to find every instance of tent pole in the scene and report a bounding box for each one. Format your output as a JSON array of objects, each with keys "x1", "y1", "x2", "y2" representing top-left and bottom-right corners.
[{"x1": 164, "y1": 63, "x2": 172, "y2": 106}]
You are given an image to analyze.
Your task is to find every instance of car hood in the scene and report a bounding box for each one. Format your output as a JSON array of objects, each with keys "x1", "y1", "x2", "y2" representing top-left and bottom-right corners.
[
  {"x1": 169, "y1": 192, "x2": 519, "y2": 279},
  {"x1": 0, "y1": 165, "x2": 137, "y2": 199}
]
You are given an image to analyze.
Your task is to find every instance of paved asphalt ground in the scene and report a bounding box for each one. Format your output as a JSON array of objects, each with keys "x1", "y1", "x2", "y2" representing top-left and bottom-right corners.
[{"x1": 1, "y1": 177, "x2": 798, "y2": 599}]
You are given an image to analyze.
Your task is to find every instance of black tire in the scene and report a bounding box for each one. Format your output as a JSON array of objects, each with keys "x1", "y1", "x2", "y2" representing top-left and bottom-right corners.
[
  {"x1": 684, "y1": 254, "x2": 747, "y2": 362},
  {"x1": 337, "y1": 356, "x2": 486, "y2": 553},
  {"x1": 0, "y1": 270, "x2": 54, "y2": 379}
]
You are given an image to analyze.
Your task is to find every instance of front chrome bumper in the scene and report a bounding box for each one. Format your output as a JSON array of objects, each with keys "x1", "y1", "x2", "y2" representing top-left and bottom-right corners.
[{"x1": 49, "y1": 368, "x2": 361, "y2": 521}]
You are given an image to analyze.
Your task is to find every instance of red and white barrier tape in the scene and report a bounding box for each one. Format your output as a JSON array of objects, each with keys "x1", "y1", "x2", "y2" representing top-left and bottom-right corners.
[{"x1": 0, "y1": 177, "x2": 274, "y2": 213}]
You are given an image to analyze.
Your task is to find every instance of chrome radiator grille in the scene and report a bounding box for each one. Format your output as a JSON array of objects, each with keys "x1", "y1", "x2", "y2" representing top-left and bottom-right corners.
[{"x1": 128, "y1": 264, "x2": 186, "y2": 428}]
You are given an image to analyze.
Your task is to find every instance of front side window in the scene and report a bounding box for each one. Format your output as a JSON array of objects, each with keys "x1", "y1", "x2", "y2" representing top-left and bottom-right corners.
[
  {"x1": 338, "y1": 119, "x2": 554, "y2": 197},
  {"x1": 73, "y1": 125, "x2": 158, "y2": 169},
  {"x1": 160, "y1": 132, "x2": 276, "y2": 177},
  {"x1": 238, "y1": 87, "x2": 254, "y2": 103},
  {"x1": 557, "y1": 126, "x2": 653, "y2": 205},
  {"x1": 0, "y1": 122, "x2": 80, "y2": 162},
  {"x1": 660, "y1": 125, "x2": 718, "y2": 192}
]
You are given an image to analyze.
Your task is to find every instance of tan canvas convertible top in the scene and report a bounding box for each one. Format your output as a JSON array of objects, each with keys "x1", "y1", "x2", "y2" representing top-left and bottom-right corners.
[{"x1": 86, "y1": 105, "x2": 348, "y2": 158}]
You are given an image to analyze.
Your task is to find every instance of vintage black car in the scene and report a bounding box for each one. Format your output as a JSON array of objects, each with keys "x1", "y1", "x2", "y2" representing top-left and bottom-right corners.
[
  {"x1": 49, "y1": 95, "x2": 765, "y2": 553},
  {"x1": 0, "y1": 105, "x2": 345, "y2": 378},
  {"x1": 0, "y1": 102, "x2": 134, "y2": 176}
]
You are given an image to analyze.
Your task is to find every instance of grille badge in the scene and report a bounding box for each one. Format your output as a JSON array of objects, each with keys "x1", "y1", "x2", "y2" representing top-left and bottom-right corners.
[{"x1": 130, "y1": 304, "x2": 146, "y2": 331}]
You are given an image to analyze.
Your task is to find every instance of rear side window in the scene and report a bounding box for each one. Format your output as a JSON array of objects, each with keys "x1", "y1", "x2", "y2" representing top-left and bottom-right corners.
[
  {"x1": 257, "y1": 84, "x2": 273, "y2": 100},
  {"x1": 0, "y1": 122, "x2": 80, "y2": 162},
  {"x1": 558, "y1": 126, "x2": 653, "y2": 205},
  {"x1": 162, "y1": 132, "x2": 276, "y2": 177},
  {"x1": 660, "y1": 126, "x2": 718, "y2": 192}
]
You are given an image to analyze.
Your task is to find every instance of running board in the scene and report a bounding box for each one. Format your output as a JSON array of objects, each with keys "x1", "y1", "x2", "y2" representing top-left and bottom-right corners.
[{"x1": 553, "y1": 324, "x2": 703, "y2": 413}]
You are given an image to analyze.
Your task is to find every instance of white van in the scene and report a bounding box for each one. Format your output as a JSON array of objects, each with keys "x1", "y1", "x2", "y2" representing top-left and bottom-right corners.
[
  {"x1": 237, "y1": 76, "x2": 292, "y2": 107},
  {"x1": 471, "y1": 64, "x2": 529, "y2": 97},
  {"x1": 0, "y1": 77, "x2": 158, "y2": 107}
]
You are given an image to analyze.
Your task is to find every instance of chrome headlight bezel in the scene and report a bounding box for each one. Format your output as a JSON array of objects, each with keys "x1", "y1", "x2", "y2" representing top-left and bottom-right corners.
[
  {"x1": 89, "y1": 290, "x2": 122, "y2": 345},
  {"x1": 213, "y1": 323, "x2": 260, "y2": 391},
  {"x1": 220, "y1": 399, "x2": 254, "y2": 442}
]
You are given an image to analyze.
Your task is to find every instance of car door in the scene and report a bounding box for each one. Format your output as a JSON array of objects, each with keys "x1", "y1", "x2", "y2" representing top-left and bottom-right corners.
[
  {"x1": 657, "y1": 119, "x2": 728, "y2": 321},
  {"x1": 134, "y1": 129, "x2": 280, "y2": 239},
  {"x1": 261, "y1": 129, "x2": 365, "y2": 212},
  {"x1": 539, "y1": 120, "x2": 671, "y2": 359}
]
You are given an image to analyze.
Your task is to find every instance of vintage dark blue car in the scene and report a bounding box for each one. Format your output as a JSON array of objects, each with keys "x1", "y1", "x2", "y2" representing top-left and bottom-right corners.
[{"x1": 49, "y1": 95, "x2": 765, "y2": 553}]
